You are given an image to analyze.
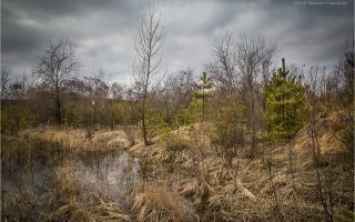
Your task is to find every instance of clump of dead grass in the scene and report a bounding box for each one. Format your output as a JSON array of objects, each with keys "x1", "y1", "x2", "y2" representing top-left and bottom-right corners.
[
  {"x1": 47, "y1": 199, "x2": 131, "y2": 222},
  {"x1": 21, "y1": 127, "x2": 89, "y2": 150},
  {"x1": 20, "y1": 126, "x2": 134, "y2": 151},
  {"x1": 132, "y1": 183, "x2": 193, "y2": 222},
  {"x1": 93, "y1": 130, "x2": 131, "y2": 148}
]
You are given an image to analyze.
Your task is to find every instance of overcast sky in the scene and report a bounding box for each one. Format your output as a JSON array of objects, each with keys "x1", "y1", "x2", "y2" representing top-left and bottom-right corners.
[{"x1": 2, "y1": 0, "x2": 354, "y2": 83}]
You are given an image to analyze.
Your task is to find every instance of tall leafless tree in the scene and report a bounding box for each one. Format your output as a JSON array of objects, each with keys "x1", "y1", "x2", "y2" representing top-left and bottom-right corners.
[
  {"x1": 133, "y1": 3, "x2": 165, "y2": 145},
  {"x1": 34, "y1": 39, "x2": 79, "y2": 125},
  {"x1": 208, "y1": 32, "x2": 275, "y2": 162},
  {"x1": 237, "y1": 34, "x2": 275, "y2": 158},
  {"x1": 303, "y1": 66, "x2": 334, "y2": 222}
]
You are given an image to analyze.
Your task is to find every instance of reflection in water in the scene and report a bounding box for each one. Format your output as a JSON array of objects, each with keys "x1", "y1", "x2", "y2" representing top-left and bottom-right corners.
[{"x1": 1, "y1": 140, "x2": 141, "y2": 221}]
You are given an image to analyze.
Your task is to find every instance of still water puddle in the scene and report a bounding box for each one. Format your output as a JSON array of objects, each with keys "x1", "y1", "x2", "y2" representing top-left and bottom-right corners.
[{"x1": 1, "y1": 140, "x2": 141, "y2": 221}]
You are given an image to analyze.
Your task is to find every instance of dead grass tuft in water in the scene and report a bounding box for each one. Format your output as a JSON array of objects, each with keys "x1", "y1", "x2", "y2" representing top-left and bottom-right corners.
[{"x1": 48, "y1": 162, "x2": 132, "y2": 222}]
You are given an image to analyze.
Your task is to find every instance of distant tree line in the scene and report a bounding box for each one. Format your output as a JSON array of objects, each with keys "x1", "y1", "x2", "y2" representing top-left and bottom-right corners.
[{"x1": 1, "y1": 26, "x2": 353, "y2": 157}]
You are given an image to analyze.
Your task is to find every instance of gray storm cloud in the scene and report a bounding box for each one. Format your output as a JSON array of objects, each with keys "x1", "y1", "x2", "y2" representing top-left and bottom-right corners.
[{"x1": 1, "y1": 0, "x2": 353, "y2": 81}]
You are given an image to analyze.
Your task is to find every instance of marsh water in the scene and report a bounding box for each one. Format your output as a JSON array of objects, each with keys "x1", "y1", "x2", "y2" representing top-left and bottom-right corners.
[{"x1": 1, "y1": 139, "x2": 141, "y2": 221}]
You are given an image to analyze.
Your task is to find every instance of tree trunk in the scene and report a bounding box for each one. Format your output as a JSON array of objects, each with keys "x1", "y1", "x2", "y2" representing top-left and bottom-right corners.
[
  {"x1": 56, "y1": 96, "x2": 62, "y2": 125},
  {"x1": 110, "y1": 98, "x2": 114, "y2": 131},
  {"x1": 141, "y1": 96, "x2": 149, "y2": 145},
  {"x1": 249, "y1": 75, "x2": 256, "y2": 159}
]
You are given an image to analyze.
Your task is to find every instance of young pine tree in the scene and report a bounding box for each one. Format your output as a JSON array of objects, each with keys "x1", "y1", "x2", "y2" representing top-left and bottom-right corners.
[
  {"x1": 192, "y1": 72, "x2": 213, "y2": 123},
  {"x1": 265, "y1": 58, "x2": 306, "y2": 141},
  {"x1": 191, "y1": 71, "x2": 213, "y2": 221}
]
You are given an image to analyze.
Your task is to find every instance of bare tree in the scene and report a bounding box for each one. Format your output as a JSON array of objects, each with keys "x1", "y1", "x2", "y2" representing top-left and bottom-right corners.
[
  {"x1": 7, "y1": 75, "x2": 29, "y2": 133},
  {"x1": 160, "y1": 69, "x2": 194, "y2": 124},
  {"x1": 209, "y1": 33, "x2": 275, "y2": 158},
  {"x1": 34, "y1": 39, "x2": 79, "y2": 125},
  {"x1": 1, "y1": 66, "x2": 12, "y2": 99},
  {"x1": 83, "y1": 76, "x2": 109, "y2": 132},
  {"x1": 110, "y1": 82, "x2": 124, "y2": 130},
  {"x1": 133, "y1": 3, "x2": 165, "y2": 145},
  {"x1": 165, "y1": 69, "x2": 194, "y2": 107},
  {"x1": 209, "y1": 32, "x2": 239, "y2": 91},
  {"x1": 237, "y1": 34, "x2": 275, "y2": 158},
  {"x1": 303, "y1": 66, "x2": 334, "y2": 222},
  {"x1": 111, "y1": 82, "x2": 124, "y2": 101}
]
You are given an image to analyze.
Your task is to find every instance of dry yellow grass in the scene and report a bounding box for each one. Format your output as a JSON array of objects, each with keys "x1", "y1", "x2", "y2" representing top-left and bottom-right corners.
[
  {"x1": 19, "y1": 126, "x2": 132, "y2": 151},
  {"x1": 6, "y1": 113, "x2": 353, "y2": 221},
  {"x1": 132, "y1": 183, "x2": 192, "y2": 222},
  {"x1": 47, "y1": 199, "x2": 131, "y2": 222}
]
